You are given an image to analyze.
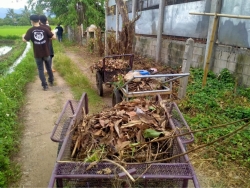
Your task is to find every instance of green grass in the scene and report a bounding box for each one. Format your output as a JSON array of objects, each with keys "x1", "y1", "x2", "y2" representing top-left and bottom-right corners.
[
  {"x1": 53, "y1": 41, "x2": 105, "y2": 113},
  {"x1": 0, "y1": 49, "x2": 36, "y2": 187},
  {"x1": 0, "y1": 26, "x2": 30, "y2": 38},
  {"x1": 179, "y1": 68, "x2": 250, "y2": 187},
  {"x1": 0, "y1": 25, "x2": 57, "y2": 38}
]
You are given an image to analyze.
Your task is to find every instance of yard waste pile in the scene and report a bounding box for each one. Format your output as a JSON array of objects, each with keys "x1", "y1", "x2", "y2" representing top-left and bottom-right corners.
[
  {"x1": 70, "y1": 98, "x2": 176, "y2": 164},
  {"x1": 91, "y1": 58, "x2": 131, "y2": 72},
  {"x1": 116, "y1": 71, "x2": 168, "y2": 91}
]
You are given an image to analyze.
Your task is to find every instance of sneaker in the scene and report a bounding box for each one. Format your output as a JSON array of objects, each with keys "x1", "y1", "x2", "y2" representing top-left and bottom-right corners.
[
  {"x1": 49, "y1": 82, "x2": 53, "y2": 86},
  {"x1": 43, "y1": 85, "x2": 48, "y2": 91}
]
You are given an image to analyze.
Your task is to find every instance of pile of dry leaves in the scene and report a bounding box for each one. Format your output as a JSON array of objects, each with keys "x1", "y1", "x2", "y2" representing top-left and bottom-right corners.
[
  {"x1": 71, "y1": 98, "x2": 175, "y2": 164},
  {"x1": 90, "y1": 58, "x2": 131, "y2": 72}
]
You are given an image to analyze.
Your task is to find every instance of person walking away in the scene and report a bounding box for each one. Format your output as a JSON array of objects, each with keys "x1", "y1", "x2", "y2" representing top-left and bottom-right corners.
[
  {"x1": 39, "y1": 15, "x2": 55, "y2": 72},
  {"x1": 22, "y1": 15, "x2": 56, "y2": 91},
  {"x1": 55, "y1": 24, "x2": 63, "y2": 42}
]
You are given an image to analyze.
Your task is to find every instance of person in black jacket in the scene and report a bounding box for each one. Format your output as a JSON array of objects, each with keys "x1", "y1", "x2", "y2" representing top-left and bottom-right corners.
[{"x1": 55, "y1": 24, "x2": 63, "y2": 42}]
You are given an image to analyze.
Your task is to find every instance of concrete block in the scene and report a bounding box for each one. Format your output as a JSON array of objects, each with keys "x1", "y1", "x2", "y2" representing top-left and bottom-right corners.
[
  {"x1": 212, "y1": 67, "x2": 220, "y2": 75},
  {"x1": 216, "y1": 59, "x2": 227, "y2": 69},
  {"x1": 215, "y1": 51, "x2": 222, "y2": 59},
  {"x1": 152, "y1": 40, "x2": 157, "y2": 46},
  {"x1": 194, "y1": 43, "x2": 206, "y2": 48},
  {"x1": 246, "y1": 76, "x2": 250, "y2": 87},
  {"x1": 227, "y1": 62, "x2": 236, "y2": 72},
  {"x1": 242, "y1": 75, "x2": 249, "y2": 86},
  {"x1": 236, "y1": 64, "x2": 243, "y2": 74},
  {"x1": 193, "y1": 47, "x2": 203, "y2": 56},
  {"x1": 192, "y1": 54, "x2": 200, "y2": 62},
  {"x1": 228, "y1": 53, "x2": 237, "y2": 62},
  {"x1": 221, "y1": 51, "x2": 231, "y2": 61},
  {"x1": 243, "y1": 65, "x2": 250, "y2": 75}
]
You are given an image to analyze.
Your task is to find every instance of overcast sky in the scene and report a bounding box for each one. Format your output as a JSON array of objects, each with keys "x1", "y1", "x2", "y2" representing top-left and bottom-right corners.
[{"x1": 0, "y1": 0, "x2": 28, "y2": 9}]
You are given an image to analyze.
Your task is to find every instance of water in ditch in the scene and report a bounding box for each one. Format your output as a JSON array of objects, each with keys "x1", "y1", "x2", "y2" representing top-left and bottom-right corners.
[
  {"x1": 0, "y1": 46, "x2": 12, "y2": 56},
  {"x1": 4, "y1": 42, "x2": 31, "y2": 75}
]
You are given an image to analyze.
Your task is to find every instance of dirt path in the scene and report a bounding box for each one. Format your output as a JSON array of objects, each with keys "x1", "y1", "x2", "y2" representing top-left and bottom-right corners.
[
  {"x1": 16, "y1": 47, "x2": 112, "y2": 187},
  {"x1": 16, "y1": 72, "x2": 74, "y2": 187},
  {"x1": 64, "y1": 48, "x2": 113, "y2": 107}
]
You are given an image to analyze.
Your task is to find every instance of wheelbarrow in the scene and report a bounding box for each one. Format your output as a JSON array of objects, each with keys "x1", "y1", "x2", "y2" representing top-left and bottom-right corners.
[
  {"x1": 112, "y1": 72, "x2": 190, "y2": 106},
  {"x1": 95, "y1": 54, "x2": 134, "y2": 96},
  {"x1": 48, "y1": 92, "x2": 199, "y2": 188}
]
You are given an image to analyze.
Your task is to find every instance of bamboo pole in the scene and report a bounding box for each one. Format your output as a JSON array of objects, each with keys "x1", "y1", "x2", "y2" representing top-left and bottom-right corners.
[
  {"x1": 190, "y1": 12, "x2": 250, "y2": 19},
  {"x1": 202, "y1": 13, "x2": 219, "y2": 87}
]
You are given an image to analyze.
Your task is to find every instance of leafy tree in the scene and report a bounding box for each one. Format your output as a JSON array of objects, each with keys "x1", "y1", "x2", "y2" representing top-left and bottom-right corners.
[
  {"x1": 27, "y1": 0, "x2": 105, "y2": 44},
  {"x1": 5, "y1": 9, "x2": 18, "y2": 25},
  {"x1": 18, "y1": 6, "x2": 31, "y2": 26}
]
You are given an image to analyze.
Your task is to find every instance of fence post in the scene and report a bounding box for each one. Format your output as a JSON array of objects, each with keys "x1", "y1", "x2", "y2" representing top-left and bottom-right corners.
[
  {"x1": 105, "y1": 1, "x2": 108, "y2": 56},
  {"x1": 156, "y1": 0, "x2": 165, "y2": 63},
  {"x1": 178, "y1": 38, "x2": 194, "y2": 99}
]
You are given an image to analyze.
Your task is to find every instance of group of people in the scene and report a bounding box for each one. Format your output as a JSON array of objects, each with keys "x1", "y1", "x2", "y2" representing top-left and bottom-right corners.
[{"x1": 22, "y1": 15, "x2": 63, "y2": 90}]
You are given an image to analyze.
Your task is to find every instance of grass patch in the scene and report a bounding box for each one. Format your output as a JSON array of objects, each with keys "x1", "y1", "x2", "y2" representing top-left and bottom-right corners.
[
  {"x1": 53, "y1": 42, "x2": 104, "y2": 113},
  {"x1": 0, "y1": 49, "x2": 36, "y2": 187},
  {"x1": 179, "y1": 68, "x2": 250, "y2": 187}
]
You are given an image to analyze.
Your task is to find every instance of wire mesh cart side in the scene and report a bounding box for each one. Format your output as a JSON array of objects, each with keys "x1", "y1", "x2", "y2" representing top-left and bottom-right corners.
[
  {"x1": 48, "y1": 93, "x2": 200, "y2": 188},
  {"x1": 112, "y1": 73, "x2": 190, "y2": 106},
  {"x1": 96, "y1": 54, "x2": 134, "y2": 96},
  {"x1": 50, "y1": 93, "x2": 89, "y2": 143}
]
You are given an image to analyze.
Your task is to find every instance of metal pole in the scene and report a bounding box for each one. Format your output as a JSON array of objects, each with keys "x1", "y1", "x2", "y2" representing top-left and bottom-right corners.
[
  {"x1": 116, "y1": 3, "x2": 119, "y2": 41},
  {"x1": 132, "y1": 0, "x2": 137, "y2": 20},
  {"x1": 156, "y1": 0, "x2": 165, "y2": 63},
  {"x1": 105, "y1": 1, "x2": 108, "y2": 56}
]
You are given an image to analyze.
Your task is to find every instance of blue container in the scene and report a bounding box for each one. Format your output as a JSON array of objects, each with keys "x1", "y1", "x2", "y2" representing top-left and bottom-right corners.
[{"x1": 134, "y1": 70, "x2": 150, "y2": 75}]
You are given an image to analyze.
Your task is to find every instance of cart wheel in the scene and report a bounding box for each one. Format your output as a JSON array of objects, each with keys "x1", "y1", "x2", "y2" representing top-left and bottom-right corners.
[
  {"x1": 96, "y1": 71, "x2": 103, "y2": 96},
  {"x1": 112, "y1": 89, "x2": 123, "y2": 106}
]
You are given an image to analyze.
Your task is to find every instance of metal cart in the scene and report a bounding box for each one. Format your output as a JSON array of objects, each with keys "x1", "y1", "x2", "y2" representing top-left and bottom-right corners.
[
  {"x1": 48, "y1": 93, "x2": 199, "y2": 188},
  {"x1": 112, "y1": 73, "x2": 190, "y2": 106},
  {"x1": 95, "y1": 54, "x2": 134, "y2": 96}
]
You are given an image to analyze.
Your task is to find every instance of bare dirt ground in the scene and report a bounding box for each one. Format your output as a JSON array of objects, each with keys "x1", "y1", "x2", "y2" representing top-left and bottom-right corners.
[{"x1": 16, "y1": 71, "x2": 73, "y2": 187}]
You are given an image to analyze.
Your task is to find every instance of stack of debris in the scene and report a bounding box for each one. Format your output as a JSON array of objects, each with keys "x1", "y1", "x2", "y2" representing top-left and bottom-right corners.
[{"x1": 71, "y1": 98, "x2": 175, "y2": 163}]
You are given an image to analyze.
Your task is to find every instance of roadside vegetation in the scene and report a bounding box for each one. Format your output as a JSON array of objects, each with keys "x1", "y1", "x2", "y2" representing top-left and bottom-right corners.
[
  {"x1": 0, "y1": 38, "x2": 26, "y2": 76},
  {"x1": 52, "y1": 41, "x2": 105, "y2": 112},
  {"x1": 0, "y1": 45, "x2": 36, "y2": 186},
  {"x1": 179, "y1": 68, "x2": 250, "y2": 187}
]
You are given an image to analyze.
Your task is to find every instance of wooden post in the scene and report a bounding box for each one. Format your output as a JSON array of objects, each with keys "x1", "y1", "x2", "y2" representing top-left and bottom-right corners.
[{"x1": 202, "y1": 13, "x2": 219, "y2": 87}]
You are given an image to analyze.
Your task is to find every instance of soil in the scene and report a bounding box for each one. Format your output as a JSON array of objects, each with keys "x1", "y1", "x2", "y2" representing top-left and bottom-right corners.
[{"x1": 16, "y1": 71, "x2": 73, "y2": 187}]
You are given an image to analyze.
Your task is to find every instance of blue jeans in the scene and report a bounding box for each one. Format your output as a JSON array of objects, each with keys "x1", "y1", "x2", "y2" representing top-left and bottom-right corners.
[
  {"x1": 35, "y1": 56, "x2": 54, "y2": 87},
  {"x1": 57, "y1": 34, "x2": 62, "y2": 42}
]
